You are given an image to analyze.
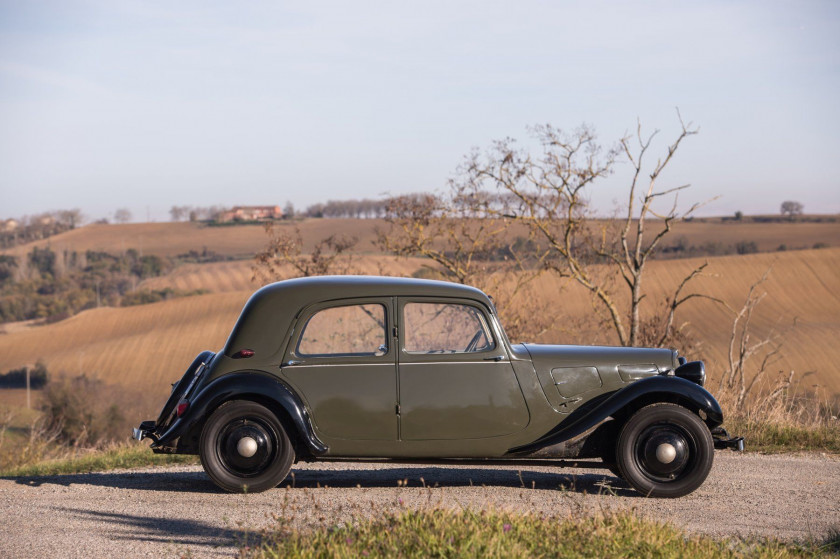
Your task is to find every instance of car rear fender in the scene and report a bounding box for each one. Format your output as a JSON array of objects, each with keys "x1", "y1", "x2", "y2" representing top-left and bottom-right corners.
[
  {"x1": 153, "y1": 371, "x2": 328, "y2": 457},
  {"x1": 507, "y1": 375, "x2": 723, "y2": 456}
]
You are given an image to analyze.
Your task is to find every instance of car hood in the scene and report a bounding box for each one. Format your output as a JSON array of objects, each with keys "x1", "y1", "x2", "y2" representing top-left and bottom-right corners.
[{"x1": 519, "y1": 343, "x2": 678, "y2": 377}]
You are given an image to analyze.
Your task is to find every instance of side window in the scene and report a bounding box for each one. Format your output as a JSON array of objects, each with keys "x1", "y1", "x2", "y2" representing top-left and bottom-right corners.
[
  {"x1": 297, "y1": 304, "x2": 387, "y2": 357},
  {"x1": 403, "y1": 302, "x2": 494, "y2": 354}
]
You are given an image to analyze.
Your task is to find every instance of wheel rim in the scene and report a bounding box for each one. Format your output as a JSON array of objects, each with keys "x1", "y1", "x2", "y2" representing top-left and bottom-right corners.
[
  {"x1": 633, "y1": 422, "x2": 693, "y2": 482},
  {"x1": 216, "y1": 417, "x2": 278, "y2": 478}
]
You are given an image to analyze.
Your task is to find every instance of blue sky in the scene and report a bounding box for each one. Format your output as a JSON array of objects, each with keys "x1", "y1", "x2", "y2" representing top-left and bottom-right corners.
[{"x1": 1, "y1": 0, "x2": 838, "y2": 221}]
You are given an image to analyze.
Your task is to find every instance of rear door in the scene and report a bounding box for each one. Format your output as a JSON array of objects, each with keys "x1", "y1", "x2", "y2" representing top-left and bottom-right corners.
[
  {"x1": 397, "y1": 298, "x2": 529, "y2": 440},
  {"x1": 281, "y1": 297, "x2": 397, "y2": 440}
]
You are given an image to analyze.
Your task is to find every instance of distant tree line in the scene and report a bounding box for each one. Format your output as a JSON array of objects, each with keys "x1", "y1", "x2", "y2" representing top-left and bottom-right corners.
[
  {"x1": 302, "y1": 198, "x2": 390, "y2": 219},
  {"x1": 169, "y1": 205, "x2": 227, "y2": 222},
  {"x1": 0, "y1": 209, "x2": 84, "y2": 249},
  {"x1": 0, "y1": 246, "x2": 171, "y2": 324}
]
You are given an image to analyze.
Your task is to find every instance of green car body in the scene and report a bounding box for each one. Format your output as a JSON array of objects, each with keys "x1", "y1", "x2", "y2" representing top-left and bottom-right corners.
[{"x1": 135, "y1": 276, "x2": 743, "y2": 497}]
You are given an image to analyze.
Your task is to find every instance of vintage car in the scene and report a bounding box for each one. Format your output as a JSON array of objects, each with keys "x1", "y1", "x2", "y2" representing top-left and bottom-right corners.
[{"x1": 134, "y1": 276, "x2": 743, "y2": 497}]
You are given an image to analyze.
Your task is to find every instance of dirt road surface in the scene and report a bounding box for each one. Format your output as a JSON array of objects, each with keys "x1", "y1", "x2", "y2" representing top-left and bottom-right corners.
[{"x1": 1, "y1": 452, "x2": 838, "y2": 558}]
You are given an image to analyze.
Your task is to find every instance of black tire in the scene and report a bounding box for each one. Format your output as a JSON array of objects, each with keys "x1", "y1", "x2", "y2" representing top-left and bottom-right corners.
[
  {"x1": 616, "y1": 403, "x2": 714, "y2": 498},
  {"x1": 199, "y1": 400, "x2": 294, "y2": 493}
]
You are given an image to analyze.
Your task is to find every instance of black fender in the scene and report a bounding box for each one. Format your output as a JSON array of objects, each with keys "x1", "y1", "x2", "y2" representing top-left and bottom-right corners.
[
  {"x1": 153, "y1": 371, "x2": 328, "y2": 456},
  {"x1": 155, "y1": 350, "x2": 216, "y2": 427},
  {"x1": 507, "y1": 375, "x2": 723, "y2": 456}
]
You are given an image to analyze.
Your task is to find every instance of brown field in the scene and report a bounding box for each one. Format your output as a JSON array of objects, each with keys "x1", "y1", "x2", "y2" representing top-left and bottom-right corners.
[
  {"x1": 3, "y1": 217, "x2": 839, "y2": 260},
  {"x1": 0, "y1": 245, "x2": 837, "y2": 399},
  {"x1": 0, "y1": 219, "x2": 387, "y2": 259},
  {"x1": 138, "y1": 255, "x2": 430, "y2": 293}
]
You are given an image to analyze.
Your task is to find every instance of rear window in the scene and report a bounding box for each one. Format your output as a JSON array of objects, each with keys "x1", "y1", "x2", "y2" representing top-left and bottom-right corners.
[{"x1": 297, "y1": 304, "x2": 387, "y2": 357}]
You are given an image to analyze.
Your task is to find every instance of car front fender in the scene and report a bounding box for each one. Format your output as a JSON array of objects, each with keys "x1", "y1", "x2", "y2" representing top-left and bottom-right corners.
[
  {"x1": 507, "y1": 375, "x2": 723, "y2": 456},
  {"x1": 153, "y1": 371, "x2": 328, "y2": 456}
]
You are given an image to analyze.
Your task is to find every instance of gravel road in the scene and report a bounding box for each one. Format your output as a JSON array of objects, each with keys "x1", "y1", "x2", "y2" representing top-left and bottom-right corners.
[{"x1": 1, "y1": 452, "x2": 838, "y2": 558}]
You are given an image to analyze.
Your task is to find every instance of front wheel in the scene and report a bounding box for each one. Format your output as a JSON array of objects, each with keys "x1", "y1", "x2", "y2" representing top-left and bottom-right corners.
[
  {"x1": 200, "y1": 400, "x2": 294, "y2": 493},
  {"x1": 616, "y1": 403, "x2": 714, "y2": 498}
]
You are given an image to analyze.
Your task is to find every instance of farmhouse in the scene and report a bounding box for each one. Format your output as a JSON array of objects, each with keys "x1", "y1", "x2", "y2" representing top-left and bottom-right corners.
[{"x1": 216, "y1": 205, "x2": 283, "y2": 222}]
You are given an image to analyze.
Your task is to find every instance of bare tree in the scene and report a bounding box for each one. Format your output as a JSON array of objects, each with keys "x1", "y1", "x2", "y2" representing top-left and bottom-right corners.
[
  {"x1": 718, "y1": 267, "x2": 795, "y2": 409},
  {"x1": 455, "y1": 112, "x2": 714, "y2": 347},
  {"x1": 377, "y1": 191, "x2": 550, "y2": 341},
  {"x1": 56, "y1": 209, "x2": 84, "y2": 229},
  {"x1": 252, "y1": 223, "x2": 358, "y2": 283},
  {"x1": 780, "y1": 200, "x2": 803, "y2": 219},
  {"x1": 283, "y1": 201, "x2": 295, "y2": 219},
  {"x1": 113, "y1": 208, "x2": 132, "y2": 224},
  {"x1": 169, "y1": 206, "x2": 188, "y2": 222}
]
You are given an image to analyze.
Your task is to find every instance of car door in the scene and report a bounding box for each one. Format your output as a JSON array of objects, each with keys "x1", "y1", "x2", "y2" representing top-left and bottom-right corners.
[
  {"x1": 397, "y1": 298, "x2": 529, "y2": 440},
  {"x1": 281, "y1": 298, "x2": 397, "y2": 440}
]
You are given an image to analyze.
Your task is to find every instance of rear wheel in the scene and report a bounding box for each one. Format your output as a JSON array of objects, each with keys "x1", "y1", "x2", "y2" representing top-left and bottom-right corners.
[
  {"x1": 199, "y1": 400, "x2": 294, "y2": 493},
  {"x1": 616, "y1": 403, "x2": 713, "y2": 498}
]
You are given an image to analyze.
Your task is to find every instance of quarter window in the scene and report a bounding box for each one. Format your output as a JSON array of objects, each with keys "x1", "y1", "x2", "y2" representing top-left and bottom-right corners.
[
  {"x1": 297, "y1": 304, "x2": 387, "y2": 357},
  {"x1": 403, "y1": 302, "x2": 494, "y2": 354}
]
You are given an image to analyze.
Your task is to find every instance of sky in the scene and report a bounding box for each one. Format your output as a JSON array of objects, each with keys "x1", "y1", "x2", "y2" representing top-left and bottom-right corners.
[{"x1": 0, "y1": 0, "x2": 838, "y2": 222}]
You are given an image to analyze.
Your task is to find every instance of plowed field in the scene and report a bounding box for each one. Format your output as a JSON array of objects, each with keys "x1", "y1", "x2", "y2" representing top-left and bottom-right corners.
[{"x1": 0, "y1": 248, "x2": 837, "y2": 397}]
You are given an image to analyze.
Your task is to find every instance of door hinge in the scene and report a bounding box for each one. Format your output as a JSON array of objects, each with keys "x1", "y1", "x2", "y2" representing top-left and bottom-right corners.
[
  {"x1": 392, "y1": 326, "x2": 398, "y2": 338},
  {"x1": 395, "y1": 404, "x2": 401, "y2": 415}
]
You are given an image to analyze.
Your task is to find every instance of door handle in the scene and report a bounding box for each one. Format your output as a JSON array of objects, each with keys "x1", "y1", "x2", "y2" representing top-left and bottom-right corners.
[
  {"x1": 284, "y1": 360, "x2": 302, "y2": 366},
  {"x1": 484, "y1": 355, "x2": 505, "y2": 362}
]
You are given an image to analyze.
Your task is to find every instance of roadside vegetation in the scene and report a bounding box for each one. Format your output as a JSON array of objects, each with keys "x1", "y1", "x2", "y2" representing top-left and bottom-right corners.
[
  {"x1": 240, "y1": 508, "x2": 839, "y2": 558},
  {"x1": 0, "y1": 364, "x2": 193, "y2": 474},
  {"x1": 0, "y1": 443, "x2": 196, "y2": 477}
]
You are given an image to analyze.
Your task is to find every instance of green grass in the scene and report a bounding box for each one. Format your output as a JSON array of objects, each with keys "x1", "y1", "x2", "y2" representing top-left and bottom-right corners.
[
  {"x1": 0, "y1": 444, "x2": 198, "y2": 477},
  {"x1": 242, "y1": 509, "x2": 839, "y2": 558},
  {"x1": 727, "y1": 418, "x2": 840, "y2": 454}
]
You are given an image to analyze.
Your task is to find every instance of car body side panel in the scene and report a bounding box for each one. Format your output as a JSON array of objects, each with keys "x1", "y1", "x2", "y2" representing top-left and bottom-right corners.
[
  {"x1": 282, "y1": 362, "x2": 397, "y2": 440},
  {"x1": 399, "y1": 360, "x2": 529, "y2": 440},
  {"x1": 279, "y1": 296, "x2": 398, "y2": 441},
  {"x1": 396, "y1": 296, "x2": 530, "y2": 441}
]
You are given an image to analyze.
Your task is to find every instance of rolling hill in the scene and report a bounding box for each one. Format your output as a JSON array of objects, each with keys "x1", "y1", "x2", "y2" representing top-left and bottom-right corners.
[
  {"x1": 0, "y1": 247, "x2": 837, "y2": 399},
  {"x1": 3, "y1": 217, "x2": 838, "y2": 260}
]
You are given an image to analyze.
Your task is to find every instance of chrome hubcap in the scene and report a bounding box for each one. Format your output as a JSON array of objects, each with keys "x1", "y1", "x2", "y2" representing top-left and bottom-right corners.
[
  {"x1": 237, "y1": 436, "x2": 259, "y2": 458},
  {"x1": 655, "y1": 443, "x2": 677, "y2": 464},
  {"x1": 636, "y1": 425, "x2": 691, "y2": 480}
]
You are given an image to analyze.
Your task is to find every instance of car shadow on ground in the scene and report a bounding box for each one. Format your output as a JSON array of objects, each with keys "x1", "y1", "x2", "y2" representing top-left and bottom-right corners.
[
  {"x1": 7, "y1": 464, "x2": 635, "y2": 496},
  {"x1": 55, "y1": 507, "x2": 253, "y2": 551}
]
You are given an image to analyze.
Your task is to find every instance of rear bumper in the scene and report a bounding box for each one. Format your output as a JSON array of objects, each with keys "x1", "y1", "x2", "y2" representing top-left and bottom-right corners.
[
  {"x1": 133, "y1": 420, "x2": 158, "y2": 443},
  {"x1": 712, "y1": 426, "x2": 745, "y2": 451}
]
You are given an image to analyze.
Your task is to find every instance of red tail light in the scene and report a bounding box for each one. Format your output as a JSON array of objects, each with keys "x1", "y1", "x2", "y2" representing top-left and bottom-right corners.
[
  {"x1": 233, "y1": 349, "x2": 255, "y2": 359},
  {"x1": 176, "y1": 399, "x2": 189, "y2": 417}
]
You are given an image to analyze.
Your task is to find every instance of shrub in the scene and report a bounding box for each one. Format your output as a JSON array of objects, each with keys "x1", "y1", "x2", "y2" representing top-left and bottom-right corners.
[
  {"x1": 735, "y1": 240, "x2": 759, "y2": 255},
  {"x1": 0, "y1": 361, "x2": 49, "y2": 389},
  {"x1": 40, "y1": 375, "x2": 151, "y2": 447}
]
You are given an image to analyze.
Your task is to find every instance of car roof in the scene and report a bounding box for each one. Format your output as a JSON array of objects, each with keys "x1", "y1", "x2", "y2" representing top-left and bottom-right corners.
[
  {"x1": 223, "y1": 276, "x2": 494, "y2": 357},
  {"x1": 258, "y1": 275, "x2": 489, "y2": 300}
]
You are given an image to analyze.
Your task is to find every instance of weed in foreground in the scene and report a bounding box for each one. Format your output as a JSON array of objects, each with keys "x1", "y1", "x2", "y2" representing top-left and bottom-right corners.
[{"x1": 240, "y1": 508, "x2": 833, "y2": 559}]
